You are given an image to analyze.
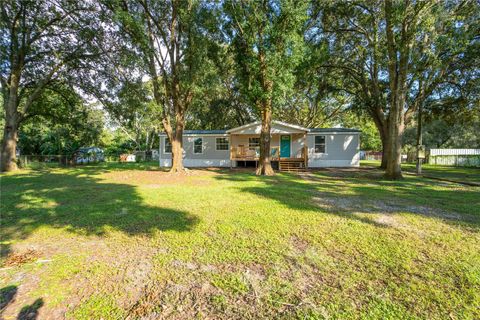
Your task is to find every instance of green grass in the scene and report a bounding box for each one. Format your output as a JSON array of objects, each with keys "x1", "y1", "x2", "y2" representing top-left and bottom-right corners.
[
  {"x1": 1, "y1": 163, "x2": 479, "y2": 319},
  {"x1": 362, "y1": 160, "x2": 480, "y2": 183}
]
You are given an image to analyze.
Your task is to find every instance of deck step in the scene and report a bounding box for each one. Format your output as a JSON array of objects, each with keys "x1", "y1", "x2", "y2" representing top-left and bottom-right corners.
[{"x1": 279, "y1": 159, "x2": 307, "y2": 172}]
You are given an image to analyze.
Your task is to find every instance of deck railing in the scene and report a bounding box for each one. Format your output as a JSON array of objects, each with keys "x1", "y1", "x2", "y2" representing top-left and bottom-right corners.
[
  {"x1": 230, "y1": 146, "x2": 280, "y2": 160},
  {"x1": 230, "y1": 145, "x2": 309, "y2": 169}
]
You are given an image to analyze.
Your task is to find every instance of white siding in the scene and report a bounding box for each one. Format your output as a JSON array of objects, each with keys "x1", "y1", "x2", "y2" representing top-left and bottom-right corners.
[
  {"x1": 429, "y1": 149, "x2": 480, "y2": 167},
  {"x1": 430, "y1": 149, "x2": 480, "y2": 156},
  {"x1": 307, "y1": 133, "x2": 360, "y2": 167}
]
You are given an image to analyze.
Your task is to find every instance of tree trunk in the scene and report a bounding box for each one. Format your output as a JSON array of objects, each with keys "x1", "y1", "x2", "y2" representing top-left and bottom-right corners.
[
  {"x1": 369, "y1": 106, "x2": 389, "y2": 169},
  {"x1": 384, "y1": 0, "x2": 409, "y2": 180},
  {"x1": 1, "y1": 73, "x2": 21, "y2": 172},
  {"x1": 170, "y1": 138, "x2": 184, "y2": 173},
  {"x1": 384, "y1": 127, "x2": 403, "y2": 179},
  {"x1": 377, "y1": 122, "x2": 389, "y2": 169},
  {"x1": 384, "y1": 101, "x2": 405, "y2": 179},
  {"x1": 256, "y1": 46, "x2": 274, "y2": 176},
  {"x1": 256, "y1": 101, "x2": 274, "y2": 176},
  {"x1": 169, "y1": 123, "x2": 185, "y2": 173},
  {"x1": 1, "y1": 118, "x2": 19, "y2": 172},
  {"x1": 380, "y1": 136, "x2": 389, "y2": 169}
]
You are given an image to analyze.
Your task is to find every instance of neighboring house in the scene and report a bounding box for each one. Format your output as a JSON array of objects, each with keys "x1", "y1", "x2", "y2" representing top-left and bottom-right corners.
[{"x1": 158, "y1": 121, "x2": 360, "y2": 171}]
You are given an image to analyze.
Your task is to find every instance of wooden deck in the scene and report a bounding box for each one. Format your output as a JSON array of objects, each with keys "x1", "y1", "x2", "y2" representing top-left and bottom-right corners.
[{"x1": 230, "y1": 146, "x2": 308, "y2": 171}]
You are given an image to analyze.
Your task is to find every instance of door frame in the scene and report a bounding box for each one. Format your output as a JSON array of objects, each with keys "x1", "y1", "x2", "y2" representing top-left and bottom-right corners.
[{"x1": 280, "y1": 134, "x2": 292, "y2": 158}]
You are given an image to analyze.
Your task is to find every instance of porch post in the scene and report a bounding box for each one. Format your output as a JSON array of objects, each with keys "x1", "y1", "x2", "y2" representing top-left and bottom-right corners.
[{"x1": 159, "y1": 135, "x2": 162, "y2": 167}]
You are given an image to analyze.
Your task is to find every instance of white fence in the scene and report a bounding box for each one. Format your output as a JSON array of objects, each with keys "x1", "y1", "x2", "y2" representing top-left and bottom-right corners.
[{"x1": 429, "y1": 149, "x2": 480, "y2": 167}]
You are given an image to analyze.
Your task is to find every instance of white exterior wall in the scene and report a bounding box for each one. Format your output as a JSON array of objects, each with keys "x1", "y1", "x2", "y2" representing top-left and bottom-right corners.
[
  {"x1": 159, "y1": 134, "x2": 231, "y2": 168},
  {"x1": 307, "y1": 133, "x2": 360, "y2": 167},
  {"x1": 158, "y1": 127, "x2": 361, "y2": 168}
]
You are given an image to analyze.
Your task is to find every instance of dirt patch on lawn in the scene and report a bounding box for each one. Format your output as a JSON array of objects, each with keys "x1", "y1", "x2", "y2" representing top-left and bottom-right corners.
[
  {"x1": 311, "y1": 195, "x2": 465, "y2": 222},
  {"x1": 290, "y1": 235, "x2": 310, "y2": 253},
  {"x1": 303, "y1": 168, "x2": 385, "y2": 180},
  {"x1": 125, "y1": 261, "x2": 269, "y2": 319},
  {"x1": 102, "y1": 169, "x2": 220, "y2": 187},
  {"x1": 302, "y1": 171, "x2": 476, "y2": 225}
]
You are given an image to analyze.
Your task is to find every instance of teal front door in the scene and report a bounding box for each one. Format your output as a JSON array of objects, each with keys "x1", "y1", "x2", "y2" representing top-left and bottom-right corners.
[{"x1": 280, "y1": 135, "x2": 291, "y2": 158}]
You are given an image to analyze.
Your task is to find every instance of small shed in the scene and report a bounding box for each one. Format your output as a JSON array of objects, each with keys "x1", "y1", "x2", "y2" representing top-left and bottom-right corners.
[{"x1": 74, "y1": 147, "x2": 105, "y2": 164}]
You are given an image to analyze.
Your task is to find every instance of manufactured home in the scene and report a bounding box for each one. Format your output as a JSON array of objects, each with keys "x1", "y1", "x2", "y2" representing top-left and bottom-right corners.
[{"x1": 158, "y1": 121, "x2": 360, "y2": 171}]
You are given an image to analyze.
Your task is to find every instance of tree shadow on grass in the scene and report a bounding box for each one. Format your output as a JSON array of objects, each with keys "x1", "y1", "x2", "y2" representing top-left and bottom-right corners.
[
  {"x1": 0, "y1": 168, "x2": 199, "y2": 261},
  {"x1": 213, "y1": 169, "x2": 480, "y2": 229},
  {"x1": 0, "y1": 285, "x2": 44, "y2": 320},
  {"x1": 17, "y1": 298, "x2": 43, "y2": 320},
  {"x1": 1, "y1": 285, "x2": 17, "y2": 313}
]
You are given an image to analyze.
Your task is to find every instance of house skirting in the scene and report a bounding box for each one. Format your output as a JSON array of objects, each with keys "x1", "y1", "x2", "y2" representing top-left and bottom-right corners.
[{"x1": 160, "y1": 158, "x2": 360, "y2": 168}]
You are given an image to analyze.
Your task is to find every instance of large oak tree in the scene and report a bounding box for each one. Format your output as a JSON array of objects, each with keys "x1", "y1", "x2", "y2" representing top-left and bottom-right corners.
[
  {"x1": 311, "y1": 0, "x2": 479, "y2": 179},
  {"x1": 107, "y1": 0, "x2": 215, "y2": 173},
  {"x1": 0, "y1": 0, "x2": 100, "y2": 171},
  {"x1": 224, "y1": 0, "x2": 307, "y2": 175}
]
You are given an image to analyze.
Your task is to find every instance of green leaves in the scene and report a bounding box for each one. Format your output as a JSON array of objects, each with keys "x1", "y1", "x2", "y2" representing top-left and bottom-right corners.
[{"x1": 223, "y1": 0, "x2": 308, "y2": 110}]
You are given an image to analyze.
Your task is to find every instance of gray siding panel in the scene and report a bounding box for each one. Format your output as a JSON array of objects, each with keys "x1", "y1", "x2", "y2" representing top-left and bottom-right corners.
[
  {"x1": 160, "y1": 135, "x2": 230, "y2": 160},
  {"x1": 307, "y1": 133, "x2": 360, "y2": 167},
  {"x1": 159, "y1": 132, "x2": 360, "y2": 168},
  {"x1": 184, "y1": 136, "x2": 230, "y2": 160}
]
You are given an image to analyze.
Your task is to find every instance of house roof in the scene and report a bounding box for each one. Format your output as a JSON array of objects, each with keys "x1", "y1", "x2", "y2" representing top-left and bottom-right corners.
[
  {"x1": 159, "y1": 130, "x2": 227, "y2": 135},
  {"x1": 309, "y1": 128, "x2": 361, "y2": 133},
  {"x1": 183, "y1": 130, "x2": 227, "y2": 135},
  {"x1": 158, "y1": 122, "x2": 361, "y2": 135},
  {"x1": 226, "y1": 120, "x2": 309, "y2": 134}
]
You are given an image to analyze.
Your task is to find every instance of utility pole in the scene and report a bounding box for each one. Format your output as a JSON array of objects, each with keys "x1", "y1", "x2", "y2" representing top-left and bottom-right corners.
[{"x1": 416, "y1": 101, "x2": 423, "y2": 175}]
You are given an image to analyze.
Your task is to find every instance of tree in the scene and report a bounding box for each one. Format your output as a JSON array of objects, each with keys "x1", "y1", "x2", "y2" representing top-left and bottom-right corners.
[
  {"x1": 340, "y1": 111, "x2": 382, "y2": 152},
  {"x1": 102, "y1": 81, "x2": 162, "y2": 152},
  {"x1": 224, "y1": 0, "x2": 307, "y2": 175},
  {"x1": 403, "y1": 99, "x2": 480, "y2": 151},
  {"x1": 383, "y1": 0, "x2": 479, "y2": 178},
  {"x1": 274, "y1": 46, "x2": 351, "y2": 128},
  {"x1": 18, "y1": 85, "x2": 105, "y2": 156},
  {"x1": 0, "y1": 0, "x2": 101, "y2": 171},
  {"x1": 187, "y1": 47, "x2": 255, "y2": 130},
  {"x1": 106, "y1": 0, "x2": 216, "y2": 173},
  {"x1": 309, "y1": 1, "x2": 391, "y2": 169},
  {"x1": 310, "y1": 0, "x2": 479, "y2": 179}
]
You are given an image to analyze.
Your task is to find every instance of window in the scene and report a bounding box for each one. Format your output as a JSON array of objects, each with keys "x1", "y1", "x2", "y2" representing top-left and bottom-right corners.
[
  {"x1": 194, "y1": 138, "x2": 203, "y2": 154},
  {"x1": 249, "y1": 137, "x2": 260, "y2": 148},
  {"x1": 314, "y1": 136, "x2": 326, "y2": 153},
  {"x1": 164, "y1": 137, "x2": 172, "y2": 153},
  {"x1": 216, "y1": 137, "x2": 229, "y2": 150}
]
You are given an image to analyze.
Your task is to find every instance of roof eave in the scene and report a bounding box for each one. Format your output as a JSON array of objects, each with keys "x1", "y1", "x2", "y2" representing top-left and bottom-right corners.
[{"x1": 227, "y1": 120, "x2": 309, "y2": 134}]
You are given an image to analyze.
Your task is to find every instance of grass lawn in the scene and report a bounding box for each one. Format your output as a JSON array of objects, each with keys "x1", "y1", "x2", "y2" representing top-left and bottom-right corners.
[
  {"x1": 362, "y1": 160, "x2": 480, "y2": 184},
  {"x1": 1, "y1": 163, "x2": 480, "y2": 319}
]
